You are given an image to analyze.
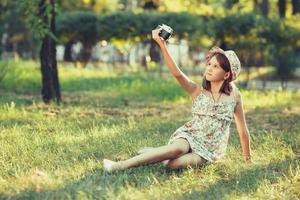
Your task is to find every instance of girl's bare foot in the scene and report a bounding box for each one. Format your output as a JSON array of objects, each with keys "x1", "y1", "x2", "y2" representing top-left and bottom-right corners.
[{"x1": 103, "y1": 159, "x2": 123, "y2": 172}]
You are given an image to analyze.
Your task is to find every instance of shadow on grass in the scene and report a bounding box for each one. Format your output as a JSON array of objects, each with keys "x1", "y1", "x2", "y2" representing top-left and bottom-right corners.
[
  {"x1": 61, "y1": 75, "x2": 147, "y2": 92},
  {"x1": 2, "y1": 74, "x2": 184, "y2": 96},
  {"x1": 242, "y1": 105, "x2": 300, "y2": 151},
  {"x1": 180, "y1": 158, "x2": 298, "y2": 199},
  {"x1": 0, "y1": 75, "x2": 187, "y2": 108},
  {"x1": 61, "y1": 76, "x2": 186, "y2": 105},
  {"x1": 0, "y1": 118, "x2": 189, "y2": 198},
  {"x1": 1, "y1": 158, "x2": 297, "y2": 199},
  {"x1": 1, "y1": 76, "x2": 299, "y2": 199},
  {"x1": 0, "y1": 118, "x2": 189, "y2": 199},
  {"x1": 1, "y1": 164, "x2": 189, "y2": 199}
]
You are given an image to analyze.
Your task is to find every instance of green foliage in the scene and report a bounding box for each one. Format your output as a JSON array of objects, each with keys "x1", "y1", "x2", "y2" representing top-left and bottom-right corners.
[
  {"x1": 5, "y1": 7, "x2": 298, "y2": 81},
  {"x1": 20, "y1": 0, "x2": 59, "y2": 42},
  {"x1": 56, "y1": 11, "x2": 206, "y2": 43},
  {"x1": 257, "y1": 17, "x2": 300, "y2": 81},
  {"x1": 56, "y1": 11, "x2": 100, "y2": 44},
  {"x1": 208, "y1": 13, "x2": 257, "y2": 38},
  {"x1": 0, "y1": 61, "x2": 9, "y2": 84},
  {"x1": 0, "y1": 1, "x2": 35, "y2": 54},
  {"x1": 3, "y1": 1, "x2": 300, "y2": 80},
  {"x1": 0, "y1": 60, "x2": 41, "y2": 93}
]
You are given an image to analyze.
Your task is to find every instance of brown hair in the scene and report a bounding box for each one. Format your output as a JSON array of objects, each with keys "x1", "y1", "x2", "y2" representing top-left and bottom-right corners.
[{"x1": 202, "y1": 47, "x2": 233, "y2": 95}]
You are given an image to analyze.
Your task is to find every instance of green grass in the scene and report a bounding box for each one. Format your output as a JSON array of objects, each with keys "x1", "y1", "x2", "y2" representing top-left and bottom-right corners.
[{"x1": 0, "y1": 60, "x2": 299, "y2": 199}]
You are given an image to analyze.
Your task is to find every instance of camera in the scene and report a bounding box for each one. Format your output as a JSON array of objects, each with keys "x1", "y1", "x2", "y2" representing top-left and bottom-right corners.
[{"x1": 156, "y1": 24, "x2": 173, "y2": 41}]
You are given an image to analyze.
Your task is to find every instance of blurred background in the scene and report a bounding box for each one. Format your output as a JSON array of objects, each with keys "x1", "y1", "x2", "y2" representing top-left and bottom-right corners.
[
  {"x1": 1, "y1": 2, "x2": 300, "y2": 198},
  {"x1": 0, "y1": 0, "x2": 300, "y2": 103}
]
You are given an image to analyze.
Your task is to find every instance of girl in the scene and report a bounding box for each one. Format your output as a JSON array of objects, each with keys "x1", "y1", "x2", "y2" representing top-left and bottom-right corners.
[{"x1": 103, "y1": 28, "x2": 252, "y2": 172}]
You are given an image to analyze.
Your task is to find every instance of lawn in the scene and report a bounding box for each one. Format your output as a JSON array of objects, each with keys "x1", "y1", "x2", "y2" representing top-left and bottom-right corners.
[{"x1": 0, "y1": 60, "x2": 299, "y2": 199}]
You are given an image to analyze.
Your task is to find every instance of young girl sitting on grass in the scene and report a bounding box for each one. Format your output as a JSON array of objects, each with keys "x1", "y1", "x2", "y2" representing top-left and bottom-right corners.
[{"x1": 103, "y1": 27, "x2": 252, "y2": 172}]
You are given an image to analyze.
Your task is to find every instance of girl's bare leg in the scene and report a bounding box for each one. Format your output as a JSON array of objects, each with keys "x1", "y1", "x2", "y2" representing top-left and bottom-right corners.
[
  {"x1": 136, "y1": 147, "x2": 155, "y2": 155},
  {"x1": 137, "y1": 147, "x2": 170, "y2": 166},
  {"x1": 166, "y1": 153, "x2": 208, "y2": 169},
  {"x1": 103, "y1": 138, "x2": 190, "y2": 171}
]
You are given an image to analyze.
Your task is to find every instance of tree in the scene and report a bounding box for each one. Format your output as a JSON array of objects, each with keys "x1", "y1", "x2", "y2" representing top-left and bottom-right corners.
[
  {"x1": 278, "y1": 0, "x2": 286, "y2": 18},
  {"x1": 0, "y1": 1, "x2": 37, "y2": 59},
  {"x1": 142, "y1": 1, "x2": 161, "y2": 71},
  {"x1": 224, "y1": 0, "x2": 239, "y2": 9},
  {"x1": 292, "y1": 0, "x2": 300, "y2": 14},
  {"x1": 21, "y1": 0, "x2": 61, "y2": 104},
  {"x1": 143, "y1": 0, "x2": 160, "y2": 10},
  {"x1": 253, "y1": 0, "x2": 269, "y2": 17},
  {"x1": 39, "y1": 0, "x2": 61, "y2": 104},
  {"x1": 261, "y1": 0, "x2": 269, "y2": 17},
  {"x1": 258, "y1": 18, "x2": 299, "y2": 89},
  {"x1": 56, "y1": 11, "x2": 100, "y2": 67}
]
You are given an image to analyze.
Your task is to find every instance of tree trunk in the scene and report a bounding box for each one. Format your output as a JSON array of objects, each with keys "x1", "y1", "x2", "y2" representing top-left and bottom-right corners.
[
  {"x1": 149, "y1": 39, "x2": 161, "y2": 63},
  {"x1": 225, "y1": 0, "x2": 239, "y2": 9},
  {"x1": 220, "y1": 41, "x2": 227, "y2": 51},
  {"x1": 39, "y1": 0, "x2": 61, "y2": 104},
  {"x1": 178, "y1": 40, "x2": 182, "y2": 69},
  {"x1": 141, "y1": 41, "x2": 148, "y2": 71},
  {"x1": 143, "y1": 0, "x2": 159, "y2": 9},
  {"x1": 261, "y1": 0, "x2": 269, "y2": 17},
  {"x1": 253, "y1": 0, "x2": 258, "y2": 10},
  {"x1": 278, "y1": 0, "x2": 286, "y2": 18},
  {"x1": 292, "y1": 0, "x2": 300, "y2": 14},
  {"x1": 141, "y1": 55, "x2": 148, "y2": 71},
  {"x1": 253, "y1": 0, "x2": 269, "y2": 17},
  {"x1": 81, "y1": 42, "x2": 92, "y2": 68},
  {"x1": 63, "y1": 39, "x2": 74, "y2": 61}
]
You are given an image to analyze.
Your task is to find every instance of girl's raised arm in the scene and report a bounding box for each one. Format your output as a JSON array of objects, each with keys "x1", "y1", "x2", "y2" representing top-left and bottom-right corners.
[{"x1": 152, "y1": 28, "x2": 199, "y2": 97}]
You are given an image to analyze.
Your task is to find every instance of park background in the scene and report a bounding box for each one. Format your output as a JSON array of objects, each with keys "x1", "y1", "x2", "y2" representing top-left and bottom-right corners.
[{"x1": 0, "y1": 0, "x2": 300, "y2": 199}]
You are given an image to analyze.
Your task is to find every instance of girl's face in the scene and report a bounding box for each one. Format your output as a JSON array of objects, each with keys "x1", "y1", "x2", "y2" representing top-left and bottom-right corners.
[{"x1": 204, "y1": 56, "x2": 230, "y2": 82}]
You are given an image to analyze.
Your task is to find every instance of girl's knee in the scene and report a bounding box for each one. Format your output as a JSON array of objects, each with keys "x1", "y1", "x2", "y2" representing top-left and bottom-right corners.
[
  {"x1": 169, "y1": 138, "x2": 190, "y2": 156},
  {"x1": 166, "y1": 159, "x2": 181, "y2": 169},
  {"x1": 166, "y1": 153, "x2": 206, "y2": 169},
  {"x1": 168, "y1": 146, "x2": 189, "y2": 158}
]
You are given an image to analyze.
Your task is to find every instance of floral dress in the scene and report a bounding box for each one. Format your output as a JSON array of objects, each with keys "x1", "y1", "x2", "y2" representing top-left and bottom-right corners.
[{"x1": 166, "y1": 85, "x2": 239, "y2": 164}]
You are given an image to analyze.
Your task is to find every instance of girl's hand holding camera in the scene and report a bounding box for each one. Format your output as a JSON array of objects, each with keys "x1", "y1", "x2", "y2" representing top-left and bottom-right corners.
[
  {"x1": 152, "y1": 24, "x2": 173, "y2": 47},
  {"x1": 152, "y1": 28, "x2": 166, "y2": 47}
]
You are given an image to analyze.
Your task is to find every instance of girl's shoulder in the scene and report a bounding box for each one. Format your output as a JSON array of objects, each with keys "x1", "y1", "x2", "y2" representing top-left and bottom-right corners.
[
  {"x1": 232, "y1": 83, "x2": 241, "y2": 102},
  {"x1": 232, "y1": 83, "x2": 239, "y2": 92},
  {"x1": 191, "y1": 85, "x2": 203, "y2": 101}
]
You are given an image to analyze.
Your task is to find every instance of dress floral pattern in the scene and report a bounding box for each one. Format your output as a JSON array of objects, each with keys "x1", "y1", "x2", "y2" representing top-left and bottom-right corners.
[{"x1": 167, "y1": 85, "x2": 239, "y2": 164}]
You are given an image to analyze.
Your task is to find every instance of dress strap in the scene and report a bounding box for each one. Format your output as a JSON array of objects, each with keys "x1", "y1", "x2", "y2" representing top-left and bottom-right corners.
[
  {"x1": 196, "y1": 85, "x2": 204, "y2": 97},
  {"x1": 232, "y1": 84, "x2": 239, "y2": 103},
  {"x1": 199, "y1": 85, "x2": 204, "y2": 93}
]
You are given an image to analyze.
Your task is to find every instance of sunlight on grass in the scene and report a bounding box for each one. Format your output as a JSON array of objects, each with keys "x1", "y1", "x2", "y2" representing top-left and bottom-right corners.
[{"x1": 0, "y1": 61, "x2": 299, "y2": 199}]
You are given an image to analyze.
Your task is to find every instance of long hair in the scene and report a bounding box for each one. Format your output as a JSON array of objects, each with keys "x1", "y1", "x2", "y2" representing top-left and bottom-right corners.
[{"x1": 202, "y1": 47, "x2": 234, "y2": 95}]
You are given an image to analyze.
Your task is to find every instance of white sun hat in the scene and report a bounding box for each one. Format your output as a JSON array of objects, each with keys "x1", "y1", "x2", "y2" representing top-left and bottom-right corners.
[{"x1": 208, "y1": 46, "x2": 241, "y2": 81}]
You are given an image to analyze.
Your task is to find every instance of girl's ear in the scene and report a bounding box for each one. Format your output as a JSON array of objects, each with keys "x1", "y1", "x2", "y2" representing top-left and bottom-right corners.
[{"x1": 224, "y1": 72, "x2": 230, "y2": 80}]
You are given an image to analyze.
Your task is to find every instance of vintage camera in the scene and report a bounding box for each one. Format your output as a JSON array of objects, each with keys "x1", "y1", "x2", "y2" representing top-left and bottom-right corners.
[{"x1": 156, "y1": 24, "x2": 173, "y2": 41}]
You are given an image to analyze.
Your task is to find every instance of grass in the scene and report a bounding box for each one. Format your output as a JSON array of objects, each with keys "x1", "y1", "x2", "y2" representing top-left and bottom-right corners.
[{"x1": 0, "y1": 60, "x2": 299, "y2": 199}]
